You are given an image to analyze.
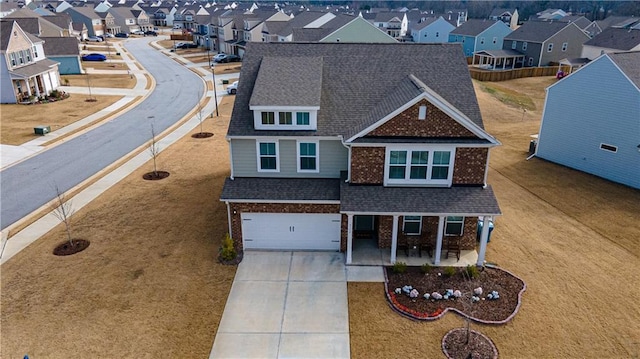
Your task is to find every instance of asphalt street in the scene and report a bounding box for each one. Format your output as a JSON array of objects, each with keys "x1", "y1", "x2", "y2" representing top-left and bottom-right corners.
[{"x1": 0, "y1": 39, "x2": 204, "y2": 230}]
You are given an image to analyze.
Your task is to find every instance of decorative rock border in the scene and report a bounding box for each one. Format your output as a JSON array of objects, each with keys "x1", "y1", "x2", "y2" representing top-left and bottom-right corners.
[
  {"x1": 442, "y1": 328, "x2": 499, "y2": 359},
  {"x1": 383, "y1": 265, "x2": 527, "y2": 324}
]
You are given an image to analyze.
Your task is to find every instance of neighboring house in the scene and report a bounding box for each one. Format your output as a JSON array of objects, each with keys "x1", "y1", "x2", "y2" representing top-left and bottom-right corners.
[
  {"x1": 99, "y1": 11, "x2": 120, "y2": 35},
  {"x1": 261, "y1": 11, "x2": 334, "y2": 44},
  {"x1": 131, "y1": 9, "x2": 152, "y2": 32},
  {"x1": 148, "y1": 7, "x2": 175, "y2": 28},
  {"x1": 64, "y1": 7, "x2": 104, "y2": 37},
  {"x1": 40, "y1": 36, "x2": 81, "y2": 74},
  {"x1": 503, "y1": 21, "x2": 590, "y2": 67},
  {"x1": 535, "y1": 9, "x2": 567, "y2": 21},
  {"x1": 536, "y1": 51, "x2": 640, "y2": 189},
  {"x1": 410, "y1": 16, "x2": 455, "y2": 44},
  {"x1": 220, "y1": 42, "x2": 501, "y2": 266},
  {"x1": 448, "y1": 19, "x2": 512, "y2": 57},
  {"x1": 0, "y1": 2, "x2": 19, "y2": 17},
  {"x1": 581, "y1": 28, "x2": 640, "y2": 60},
  {"x1": 488, "y1": 8, "x2": 519, "y2": 29},
  {"x1": 108, "y1": 7, "x2": 140, "y2": 34},
  {"x1": 363, "y1": 11, "x2": 408, "y2": 39},
  {"x1": 314, "y1": 15, "x2": 397, "y2": 43},
  {"x1": 0, "y1": 21, "x2": 60, "y2": 103},
  {"x1": 4, "y1": 8, "x2": 67, "y2": 37}
]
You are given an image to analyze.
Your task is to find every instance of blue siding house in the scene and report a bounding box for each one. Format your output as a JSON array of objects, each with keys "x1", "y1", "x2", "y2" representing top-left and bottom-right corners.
[
  {"x1": 448, "y1": 19, "x2": 512, "y2": 57},
  {"x1": 536, "y1": 52, "x2": 640, "y2": 189},
  {"x1": 410, "y1": 16, "x2": 455, "y2": 43}
]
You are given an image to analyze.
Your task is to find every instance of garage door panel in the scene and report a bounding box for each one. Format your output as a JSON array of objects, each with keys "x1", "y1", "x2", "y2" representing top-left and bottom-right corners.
[{"x1": 241, "y1": 213, "x2": 341, "y2": 251}]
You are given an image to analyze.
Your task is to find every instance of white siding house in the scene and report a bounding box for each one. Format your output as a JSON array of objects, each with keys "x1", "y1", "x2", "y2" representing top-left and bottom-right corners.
[{"x1": 536, "y1": 52, "x2": 640, "y2": 189}]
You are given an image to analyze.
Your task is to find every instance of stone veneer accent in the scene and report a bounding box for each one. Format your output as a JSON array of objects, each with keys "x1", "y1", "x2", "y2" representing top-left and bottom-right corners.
[
  {"x1": 452, "y1": 148, "x2": 488, "y2": 185},
  {"x1": 350, "y1": 147, "x2": 385, "y2": 184},
  {"x1": 367, "y1": 99, "x2": 477, "y2": 138},
  {"x1": 377, "y1": 216, "x2": 477, "y2": 251},
  {"x1": 228, "y1": 203, "x2": 340, "y2": 251}
]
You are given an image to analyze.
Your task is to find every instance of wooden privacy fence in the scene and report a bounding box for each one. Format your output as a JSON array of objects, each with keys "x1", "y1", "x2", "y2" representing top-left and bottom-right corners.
[
  {"x1": 469, "y1": 66, "x2": 569, "y2": 82},
  {"x1": 170, "y1": 34, "x2": 193, "y2": 41}
]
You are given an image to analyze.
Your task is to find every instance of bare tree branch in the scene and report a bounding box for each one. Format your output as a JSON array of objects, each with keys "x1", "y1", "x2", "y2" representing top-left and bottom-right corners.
[{"x1": 51, "y1": 184, "x2": 75, "y2": 246}]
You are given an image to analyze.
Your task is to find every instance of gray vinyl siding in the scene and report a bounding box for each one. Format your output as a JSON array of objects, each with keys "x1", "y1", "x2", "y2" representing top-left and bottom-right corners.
[
  {"x1": 231, "y1": 138, "x2": 348, "y2": 178},
  {"x1": 536, "y1": 56, "x2": 640, "y2": 189},
  {"x1": 540, "y1": 25, "x2": 590, "y2": 66}
]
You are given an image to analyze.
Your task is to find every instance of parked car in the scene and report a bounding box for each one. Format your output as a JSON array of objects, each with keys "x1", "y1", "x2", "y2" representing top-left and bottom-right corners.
[
  {"x1": 144, "y1": 30, "x2": 158, "y2": 36},
  {"x1": 86, "y1": 36, "x2": 103, "y2": 42},
  {"x1": 226, "y1": 81, "x2": 238, "y2": 95},
  {"x1": 212, "y1": 53, "x2": 227, "y2": 62},
  {"x1": 225, "y1": 54, "x2": 241, "y2": 63},
  {"x1": 175, "y1": 43, "x2": 197, "y2": 49},
  {"x1": 131, "y1": 29, "x2": 145, "y2": 36},
  {"x1": 115, "y1": 32, "x2": 129, "y2": 38},
  {"x1": 104, "y1": 33, "x2": 115, "y2": 38},
  {"x1": 81, "y1": 53, "x2": 107, "y2": 61}
]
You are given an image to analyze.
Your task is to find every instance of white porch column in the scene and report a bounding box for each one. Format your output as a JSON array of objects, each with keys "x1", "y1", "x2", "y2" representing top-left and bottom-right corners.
[
  {"x1": 390, "y1": 215, "x2": 399, "y2": 264},
  {"x1": 477, "y1": 216, "x2": 492, "y2": 266},
  {"x1": 434, "y1": 216, "x2": 445, "y2": 265},
  {"x1": 346, "y1": 214, "x2": 354, "y2": 265}
]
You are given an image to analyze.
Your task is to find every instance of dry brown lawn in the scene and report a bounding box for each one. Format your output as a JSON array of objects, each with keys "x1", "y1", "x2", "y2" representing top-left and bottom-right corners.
[
  {"x1": 83, "y1": 61, "x2": 128, "y2": 71},
  {"x1": 0, "y1": 95, "x2": 123, "y2": 145},
  {"x1": 61, "y1": 74, "x2": 136, "y2": 89},
  {"x1": 2, "y1": 74, "x2": 639, "y2": 359},
  {"x1": 1, "y1": 97, "x2": 237, "y2": 358}
]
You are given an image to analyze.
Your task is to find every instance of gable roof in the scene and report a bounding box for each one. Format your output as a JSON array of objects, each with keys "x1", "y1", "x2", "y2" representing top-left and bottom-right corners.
[
  {"x1": 505, "y1": 21, "x2": 570, "y2": 42},
  {"x1": 489, "y1": 8, "x2": 516, "y2": 18},
  {"x1": 2, "y1": 17, "x2": 40, "y2": 35},
  {"x1": 228, "y1": 43, "x2": 485, "y2": 140},
  {"x1": 608, "y1": 51, "x2": 640, "y2": 89},
  {"x1": 450, "y1": 19, "x2": 500, "y2": 36},
  {"x1": 412, "y1": 17, "x2": 439, "y2": 31},
  {"x1": 0, "y1": 21, "x2": 15, "y2": 50},
  {"x1": 67, "y1": 6, "x2": 101, "y2": 20},
  {"x1": 250, "y1": 56, "x2": 323, "y2": 107},
  {"x1": 584, "y1": 28, "x2": 640, "y2": 51},
  {"x1": 40, "y1": 36, "x2": 79, "y2": 56}
]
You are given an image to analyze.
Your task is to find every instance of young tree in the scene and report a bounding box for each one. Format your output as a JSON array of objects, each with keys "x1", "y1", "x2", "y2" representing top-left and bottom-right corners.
[
  {"x1": 149, "y1": 123, "x2": 160, "y2": 177},
  {"x1": 196, "y1": 89, "x2": 205, "y2": 134},
  {"x1": 51, "y1": 185, "x2": 75, "y2": 246}
]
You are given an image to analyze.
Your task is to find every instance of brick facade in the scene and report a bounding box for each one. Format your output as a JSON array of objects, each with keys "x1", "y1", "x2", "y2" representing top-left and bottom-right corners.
[
  {"x1": 367, "y1": 99, "x2": 477, "y2": 138},
  {"x1": 452, "y1": 148, "x2": 488, "y2": 185},
  {"x1": 350, "y1": 147, "x2": 385, "y2": 184},
  {"x1": 228, "y1": 203, "x2": 340, "y2": 251}
]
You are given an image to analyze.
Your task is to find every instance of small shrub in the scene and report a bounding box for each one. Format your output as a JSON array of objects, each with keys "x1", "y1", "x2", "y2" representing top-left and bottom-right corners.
[
  {"x1": 420, "y1": 263, "x2": 431, "y2": 273},
  {"x1": 466, "y1": 264, "x2": 479, "y2": 279},
  {"x1": 63, "y1": 78, "x2": 70, "y2": 86},
  {"x1": 392, "y1": 261, "x2": 407, "y2": 273},
  {"x1": 443, "y1": 266, "x2": 456, "y2": 277},
  {"x1": 219, "y1": 233, "x2": 237, "y2": 261}
]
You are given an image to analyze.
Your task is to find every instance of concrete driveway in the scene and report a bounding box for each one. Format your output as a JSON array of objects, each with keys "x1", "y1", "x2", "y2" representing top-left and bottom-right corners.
[{"x1": 210, "y1": 251, "x2": 350, "y2": 359}]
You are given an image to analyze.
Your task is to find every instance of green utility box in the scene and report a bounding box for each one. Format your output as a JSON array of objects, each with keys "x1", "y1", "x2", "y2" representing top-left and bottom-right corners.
[
  {"x1": 222, "y1": 79, "x2": 229, "y2": 85},
  {"x1": 34, "y1": 126, "x2": 50, "y2": 135}
]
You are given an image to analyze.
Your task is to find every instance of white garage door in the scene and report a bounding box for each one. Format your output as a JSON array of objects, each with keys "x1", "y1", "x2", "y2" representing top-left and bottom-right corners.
[{"x1": 241, "y1": 213, "x2": 341, "y2": 250}]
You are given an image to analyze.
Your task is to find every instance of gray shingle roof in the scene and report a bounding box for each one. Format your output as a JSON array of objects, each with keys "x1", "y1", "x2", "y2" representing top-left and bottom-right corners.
[
  {"x1": 504, "y1": 21, "x2": 569, "y2": 43},
  {"x1": 0, "y1": 21, "x2": 14, "y2": 50},
  {"x1": 412, "y1": 17, "x2": 439, "y2": 31},
  {"x1": 2, "y1": 17, "x2": 39, "y2": 35},
  {"x1": 220, "y1": 177, "x2": 341, "y2": 201},
  {"x1": 249, "y1": 56, "x2": 323, "y2": 107},
  {"x1": 609, "y1": 51, "x2": 640, "y2": 89},
  {"x1": 292, "y1": 27, "x2": 332, "y2": 42},
  {"x1": 340, "y1": 180, "x2": 501, "y2": 215},
  {"x1": 40, "y1": 36, "x2": 79, "y2": 56},
  {"x1": 228, "y1": 42, "x2": 482, "y2": 138},
  {"x1": 450, "y1": 19, "x2": 499, "y2": 36},
  {"x1": 584, "y1": 28, "x2": 640, "y2": 51},
  {"x1": 9, "y1": 58, "x2": 59, "y2": 77}
]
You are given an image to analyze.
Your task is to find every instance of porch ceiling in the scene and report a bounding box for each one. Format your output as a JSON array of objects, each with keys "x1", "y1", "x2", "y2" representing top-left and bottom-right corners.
[
  {"x1": 10, "y1": 59, "x2": 59, "y2": 78},
  {"x1": 340, "y1": 180, "x2": 501, "y2": 216}
]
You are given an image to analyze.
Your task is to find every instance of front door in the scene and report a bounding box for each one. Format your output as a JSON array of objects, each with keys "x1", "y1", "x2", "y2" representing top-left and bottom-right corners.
[{"x1": 354, "y1": 215, "x2": 376, "y2": 239}]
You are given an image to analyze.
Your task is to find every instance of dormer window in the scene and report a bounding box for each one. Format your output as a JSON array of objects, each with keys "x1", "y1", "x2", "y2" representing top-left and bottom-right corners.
[
  {"x1": 296, "y1": 112, "x2": 310, "y2": 125},
  {"x1": 279, "y1": 112, "x2": 292, "y2": 125},
  {"x1": 261, "y1": 112, "x2": 275, "y2": 125},
  {"x1": 253, "y1": 108, "x2": 318, "y2": 130}
]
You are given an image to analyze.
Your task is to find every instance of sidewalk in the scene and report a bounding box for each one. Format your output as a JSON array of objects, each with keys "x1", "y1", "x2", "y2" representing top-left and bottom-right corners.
[{"x1": 0, "y1": 39, "x2": 232, "y2": 264}]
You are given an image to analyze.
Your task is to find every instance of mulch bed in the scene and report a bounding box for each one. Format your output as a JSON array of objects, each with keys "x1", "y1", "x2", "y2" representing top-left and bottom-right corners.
[
  {"x1": 142, "y1": 171, "x2": 170, "y2": 180},
  {"x1": 53, "y1": 239, "x2": 90, "y2": 256},
  {"x1": 191, "y1": 132, "x2": 214, "y2": 138},
  {"x1": 218, "y1": 250, "x2": 243, "y2": 265},
  {"x1": 442, "y1": 328, "x2": 498, "y2": 359},
  {"x1": 385, "y1": 265, "x2": 525, "y2": 323}
]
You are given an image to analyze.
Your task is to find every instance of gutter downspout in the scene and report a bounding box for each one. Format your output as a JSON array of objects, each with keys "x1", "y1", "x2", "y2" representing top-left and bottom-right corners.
[
  {"x1": 339, "y1": 135, "x2": 351, "y2": 182},
  {"x1": 483, "y1": 149, "x2": 491, "y2": 188},
  {"x1": 225, "y1": 201, "x2": 233, "y2": 238},
  {"x1": 227, "y1": 137, "x2": 234, "y2": 179}
]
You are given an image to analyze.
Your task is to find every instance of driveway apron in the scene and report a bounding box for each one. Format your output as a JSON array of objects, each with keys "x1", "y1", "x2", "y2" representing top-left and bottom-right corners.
[{"x1": 210, "y1": 251, "x2": 350, "y2": 359}]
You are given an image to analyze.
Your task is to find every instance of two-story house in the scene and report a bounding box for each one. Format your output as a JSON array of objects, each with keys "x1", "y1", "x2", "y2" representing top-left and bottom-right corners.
[
  {"x1": 108, "y1": 7, "x2": 140, "y2": 34},
  {"x1": 363, "y1": 12, "x2": 408, "y2": 39},
  {"x1": 0, "y1": 20, "x2": 61, "y2": 103},
  {"x1": 64, "y1": 6, "x2": 103, "y2": 37},
  {"x1": 448, "y1": 19, "x2": 512, "y2": 57},
  {"x1": 581, "y1": 28, "x2": 640, "y2": 60},
  {"x1": 410, "y1": 16, "x2": 455, "y2": 44},
  {"x1": 220, "y1": 43, "x2": 501, "y2": 266},
  {"x1": 488, "y1": 8, "x2": 519, "y2": 30},
  {"x1": 502, "y1": 21, "x2": 591, "y2": 67}
]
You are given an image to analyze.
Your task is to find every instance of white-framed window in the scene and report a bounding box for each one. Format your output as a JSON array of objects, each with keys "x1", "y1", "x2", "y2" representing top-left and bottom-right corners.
[
  {"x1": 480, "y1": 37, "x2": 485, "y2": 44},
  {"x1": 297, "y1": 141, "x2": 319, "y2": 172},
  {"x1": 522, "y1": 41, "x2": 527, "y2": 51},
  {"x1": 511, "y1": 41, "x2": 517, "y2": 49},
  {"x1": 9, "y1": 53, "x2": 16, "y2": 66},
  {"x1": 418, "y1": 105, "x2": 427, "y2": 120},
  {"x1": 599, "y1": 143, "x2": 617, "y2": 153},
  {"x1": 385, "y1": 147, "x2": 455, "y2": 186},
  {"x1": 256, "y1": 141, "x2": 279, "y2": 172},
  {"x1": 25, "y1": 49, "x2": 31, "y2": 62},
  {"x1": 278, "y1": 111, "x2": 292, "y2": 125},
  {"x1": 296, "y1": 112, "x2": 309, "y2": 125},
  {"x1": 492, "y1": 37, "x2": 497, "y2": 44},
  {"x1": 547, "y1": 43, "x2": 553, "y2": 52},
  {"x1": 562, "y1": 42, "x2": 568, "y2": 51},
  {"x1": 261, "y1": 112, "x2": 275, "y2": 125},
  {"x1": 445, "y1": 216, "x2": 464, "y2": 236},
  {"x1": 528, "y1": 57, "x2": 534, "y2": 66},
  {"x1": 32, "y1": 46, "x2": 38, "y2": 58},
  {"x1": 403, "y1": 216, "x2": 422, "y2": 235},
  {"x1": 17, "y1": 51, "x2": 24, "y2": 64}
]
